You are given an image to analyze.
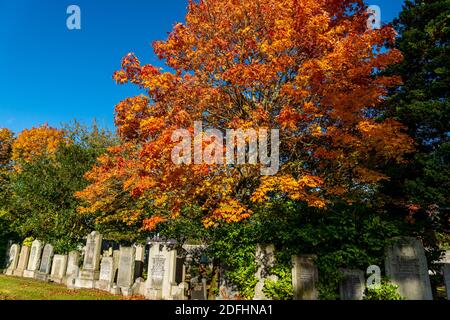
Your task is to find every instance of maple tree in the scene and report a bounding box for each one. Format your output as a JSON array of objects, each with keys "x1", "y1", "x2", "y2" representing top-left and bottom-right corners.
[
  {"x1": 78, "y1": 0, "x2": 414, "y2": 232},
  {"x1": 11, "y1": 124, "x2": 68, "y2": 167}
]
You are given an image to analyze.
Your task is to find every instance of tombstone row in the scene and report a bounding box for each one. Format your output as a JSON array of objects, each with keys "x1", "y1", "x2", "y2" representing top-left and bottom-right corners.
[
  {"x1": 254, "y1": 237, "x2": 450, "y2": 300},
  {"x1": 3, "y1": 235, "x2": 450, "y2": 300}
]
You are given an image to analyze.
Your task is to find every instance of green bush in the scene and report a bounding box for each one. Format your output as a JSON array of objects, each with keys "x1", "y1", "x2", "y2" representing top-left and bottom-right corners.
[{"x1": 363, "y1": 280, "x2": 404, "y2": 300}]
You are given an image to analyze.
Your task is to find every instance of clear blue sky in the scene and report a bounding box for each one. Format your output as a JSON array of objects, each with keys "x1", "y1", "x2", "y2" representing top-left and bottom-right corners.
[{"x1": 0, "y1": 0, "x2": 405, "y2": 133}]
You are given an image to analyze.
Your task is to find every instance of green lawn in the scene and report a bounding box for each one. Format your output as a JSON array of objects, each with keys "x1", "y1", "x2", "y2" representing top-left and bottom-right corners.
[{"x1": 0, "y1": 274, "x2": 138, "y2": 300}]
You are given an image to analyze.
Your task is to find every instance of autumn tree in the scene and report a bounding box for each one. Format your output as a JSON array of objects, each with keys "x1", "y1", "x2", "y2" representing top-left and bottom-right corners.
[
  {"x1": 78, "y1": 0, "x2": 413, "y2": 233},
  {"x1": 7, "y1": 122, "x2": 117, "y2": 252}
]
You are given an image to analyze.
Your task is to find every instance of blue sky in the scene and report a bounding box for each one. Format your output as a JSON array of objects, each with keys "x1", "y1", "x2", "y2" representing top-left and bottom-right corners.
[{"x1": 0, "y1": 0, "x2": 405, "y2": 133}]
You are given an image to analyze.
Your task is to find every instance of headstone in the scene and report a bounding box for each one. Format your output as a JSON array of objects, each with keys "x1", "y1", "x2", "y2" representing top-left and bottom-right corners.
[
  {"x1": 339, "y1": 269, "x2": 365, "y2": 300},
  {"x1": 253, "y1": 244, "x2": 277, "y2": 300},
  {"x1": 442, "y1": 264, "x2": 450, "y2": 300},
  {"x1": 134, "y1": 244, "x2": 145, "y2": 279},
  {"x1": 144, "y1": 242, "x2": 177, "y2": 300},
  {"x1": 217, "y1": 265, "x2": 240, "y2": 300},
  {"x1": 117, "y1": 246, "x2": 136, "y2": 296},
  {"x1": 23, "y1": 240, "x2": 43, "y2": 278},
  {"x1": 95, "y1": 256, "x2": 115, "y2": 291},
  {"x1": 292, "y1": 255, "x2": 318, "y2": 300},
  {"x1": 65, "y1": 251, "x2": 80, "y2": 287},
  {"x1": 75, "y1": 231, "x2": 102, "y2": 288},
  {"x1": 50, "y1": 254, "x2": 68, "y2": 283},
  {"x1": 35, "y1": 243, "x2": 54, "y2": 281},
  {"x1": 5, "y1": 244, "x2": 20, "y2": 275},
  {"x1": 13, "y1": 245, "x2": 31, "y2": 277},
  {"x1": 385, "y1": 237, "x2": 432, "y2": 300}
]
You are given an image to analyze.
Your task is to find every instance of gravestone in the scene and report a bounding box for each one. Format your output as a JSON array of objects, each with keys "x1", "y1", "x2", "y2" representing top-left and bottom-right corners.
[
  {"x1": 35, "y1": 243, "x2": 54, "y2": 281},
  {"x1": 217, "y1": 265, "x2": 240, "y2": 300},
  {"x1": 292, "y1": 255, "x2": 318, "y2": 300},
  {"x1": 95, "y1": 256, "x2": 115, "y2": 291},
  {"x1": 23, "y1": 240, "x2": 43, "y2": 278},
  {"x1": 65, "y1": 251, "x2": 80, "y2": 287},
  {"x1": 339, "y1": 269, "x2": 365, "y2": 300},
  {"x1": 75, "y1": 231, "x2": 102, "y2": 288},
  {"x1": 13, "y1": 245, "x2": 30, "y2": 277},
  {"x1": 134, "y1": 244, "x2": 145, "y2": 279},
  {"x1": 117, "y1": 246, "x2": 136, "y2": 296},
  {"x1": 254, "y1": 244, "x2": 277, "y2": 300},
  {"x1": 5, "y1": 244, "x2": 21, "y2": 275},
  {"x1": 144, "y1": 242, "x2": 177, "y2": 300},
  {"x1": 50, "y1": 254, "x2": 68, "y2": 283},
  {"x1": 442, "y1": 264, "x2": 450, "y2": 300},
  {"x1": 385, "y1": 237, "x2": 432, "y2": 300}
]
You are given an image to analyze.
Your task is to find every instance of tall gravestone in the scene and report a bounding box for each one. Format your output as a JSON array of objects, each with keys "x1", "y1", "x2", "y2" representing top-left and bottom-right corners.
[
  {"x1": 254, "y1": 244, "x2": 277, "y2": 300},
  {"x1": 442, "y1": 264, "x2": 450, "y2": 300},
  {"x1": 134, "y1": 244, "x2": 145, "y2": 280},
  {"x1": 339, "y1": 269, "x2": 365, "y2": 300},
  {"x1": 35, "y1": 244, "x2": 54, "y2": 281},
  {"x1": 23, "y1": 240, "x2": 43, "y2": 278},
  {"x1": 117, "y1": 246, "x2": 136, "y2": 296},
  {"x1": 49, "y1": 254, "x2": 67, "y2": 283},
  {"x1": 385, "y1": 237, "x2": 432, "y2": 300},
  {"x1": 5, "y1": 244, "x2": 20, "y2": 275},
  {"x1": 292, "y1": 255, "x2": 318, "y2": 300},
  {"x1": 65, "y1": 251, "x2": 80, "y2": 288},
  {"x1": 144, "y1": 242, "x2": 177, "y2": 300},
  {"x1": 95, "y1": 256, "x2": 115, "y2": 291},
  {"x1": 75, "y1": 231, "x2": 102, "y2": 288},
  {"x1": 13, "y1": 245, "x2": 30, "y2": 277}
]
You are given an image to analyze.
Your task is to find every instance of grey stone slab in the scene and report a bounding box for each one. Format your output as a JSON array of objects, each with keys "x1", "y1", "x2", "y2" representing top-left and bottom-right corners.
[
  {"x1": 292, "y1": 255, "x2": 318, "y2": 300},
  {"x1": 117, "y1": 246, "x2": 136, "y2": 290},
  {"x1": 339, "y1": 269, "x2": 365, "y2": 300},
  {"x1": 5, "y1": 244, "x2": 21, "y2": 275},
  {"x1": 13, "y1": 245, "x2": 30, "y2": 277},
  {"x1": 253, "y1": 244, "x2": 276, "y2": 300}
]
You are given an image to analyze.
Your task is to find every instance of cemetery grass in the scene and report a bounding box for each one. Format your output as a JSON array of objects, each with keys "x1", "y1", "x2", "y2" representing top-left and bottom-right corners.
[{"x1": 0, "y1": 275, "x2": 141, "y2": 300}]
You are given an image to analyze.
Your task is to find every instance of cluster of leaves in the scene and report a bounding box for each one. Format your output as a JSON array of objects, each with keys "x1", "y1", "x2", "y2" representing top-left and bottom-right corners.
[
  {"x1": 0, "y1": 122, "x2": 117, "y2": 253},
  {"x1": 363, "y1": 279, "x2": 404, "y2": 300}
]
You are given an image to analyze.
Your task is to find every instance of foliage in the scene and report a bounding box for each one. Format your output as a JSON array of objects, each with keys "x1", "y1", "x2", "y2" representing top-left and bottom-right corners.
[
  {"x1": 363, "y1": 279, "x2": 404, "y2": 300},
  {"x1": 382, "y1": 0, "x2": 449, "y2": 247},
  {"x1": 263, "y1": 264, "x2": 293, "y2": 300},
  {"x1": 79, "y1": 0, "x2": 413, "y2": 235},
  {"x1": 6, "y1": 122, "x2": 117, "y2": 253}
]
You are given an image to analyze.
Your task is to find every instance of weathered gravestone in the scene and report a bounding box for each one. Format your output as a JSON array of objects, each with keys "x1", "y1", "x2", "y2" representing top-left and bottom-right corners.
[
  {"x1": 216, "y1": 265, "x2": 240, "y2": 300},
  {"x1": 13, "y1": 245, "x2": 30, "y2": 277},
  {"x1": 385, "y1": 237, "x2": 432, "y2": 300},
  {"x1": 35, "y1": 244, "x2": 54, "y2": 281},
  {"x1": 75, "y1": 231, "x2": 102, "y2": 288},
  {"x1": 117, "y1": 246, "x2": 136, "y2": 296},
  {"x1": 50, "y1": 254, "x2": 68, "y2": 283},
  {"x1": 134, "y1": 244, "x2": 145, "y2": 280},
  {"x1": 292, "y1": 255, "x2": 318, "y2": 300},
  {"x1": 65, "y1": 251, "x2": 80, "y2": 287},
  {"x1": 144, "y1": 242, "x2": 177, "y2": 300},
  {"x1": 5, "y1": 244, "x2": 21, "y2": 275},
  {"x1": 443, "y1": 264, "x2": 450, "y2": 300},
  {"x1": 95, "y1": 256, "x2": 115, "y2": 291},
  {"x1": 339, "y1": 269, "x2": 365, "y2": 300},
  {"x1": 254, "y1": 244, "x2": 277, "y2": 300},
  {"x1": 23, "y1": 240, "x2": 43, "y2": 278}
]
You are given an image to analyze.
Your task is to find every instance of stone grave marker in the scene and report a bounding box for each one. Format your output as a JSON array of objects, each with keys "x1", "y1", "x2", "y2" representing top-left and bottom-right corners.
[
  {"x1": 144, "y1": 242, "x2": 177, "y2": 300},
  {"x1": 13, "y1": 245, "x2": 30, "y2": 277},
  {"x1": 442, "y1": 264, "x2": 450, "y2": 300},
  {"x1": 339, "y1": 269, "x2": 365, "y2": 300},
  {"x1": 75, "y1": 231, "x2": 102, "y2": 288},
  {"x1": 65, "y1": 251, "x2": 80, "y2": 287},
  {"x1": 50, "y1": 254, "x2": 68, "y2": 283},
  {"x1": 23, "y1": 240, "x2": 43, "y2": 278},
  {"x1": 253, "y1": 244, "x2": 277, "y2": 300},
  {"x1": 5, "y1": 244, "x2": 21, "y2": 275},
  {"x1": 117, "y1": 246, "x2": 136, "y2": 296},
  {"x1": 134, "y1": 244, "x2": 145, "y2": 279},
  {"x1": 35, "y1": 243, "x2": 54, "y2": 281},
  {"x1": 95, "y1": 256, "x2": 115, "y2": 291},
  {"x1": 292, "y1": 255, "x2": 318, "y2": 300},
  {"x1": 385, "y1": 237, "x2": 432, "y2": 300}
]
